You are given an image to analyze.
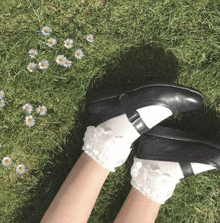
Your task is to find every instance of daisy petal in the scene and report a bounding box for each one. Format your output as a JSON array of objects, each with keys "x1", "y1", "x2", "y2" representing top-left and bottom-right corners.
[
  {"x1": 2, "y1": 157, "x2": 13, "y2": 167},
  {"x1": 22, "y1": 103, "x2": 33, "y2": 114},
  {"x1": 0, "y1": 90, "x2": 4, "y2": 99},
  {"x1": 64, "y1": 38, "x2": 74, "y2": 49},
  {"x1": 0, "y1": 99, "x2": 5, "y2": 107},
  {"x1": 38, "y1": 60, "x2": 49, "y2": 70},
  {"x1": 74, "y1": 49, "x2": 84, "y2": 59},
  {"x1": 86, "y1": 34, "x2": 94, "y2": 42},
  {"x1": 28, "y1": 49, "x2": 38, "y2": 58},
  {"x1": 46, "y1": 38, "x2": 57, "y2": 48},
  {"x1": 41, "y1": 26, "x2": 52, "y2": 35},
  {"x1": 16, "y1": 164, "x2": 27, "y2": 174},
  {"x1": 25, "y1": 115, "x2": 35, "y2": 127},
  {"x1": 63, "y1": 60, "x2": 72, "y2": 68},
  {"x1": 55, "y1": 55, "x2": 67, "y2": 65},
  {"x1": 27, "y1": 62, "x2": 37, "y2": 73},
  {"x1": 37, "y1": 105, "x2": 47, "y2": 115}
]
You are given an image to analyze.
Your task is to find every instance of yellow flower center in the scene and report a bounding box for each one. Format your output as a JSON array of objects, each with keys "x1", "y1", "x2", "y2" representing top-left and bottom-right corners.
[
  {"x1": 49, "y1": 40, "x2": 53, "y2": 44},
  {"x1": 89, "y1": 37, "x2": 91, "y2": 40},
  {"x1": 45, "y1": 29, "x2": 49, "y2": 33},
  {"x1": 67, "y1": 41, "x2": 70, "y2": 45},
  {"x1": 25, "y1": 106, "x2": 29, "y2": 110},
  {"x1": 5, "y1": 159, "x2": 9, "y2": 164},
  {"x1": 59, "y1": 58, "x2": 63, "y2": 62},
  {"x1": 42, "y1": 62, "x2": 46, "y2": 66},
  {"x1": 0, "y1": 102, "x2": 2, "y2": 105},
  {"x1": 19, "y1": 167, "x2": 23, "y2": 171},
  {"x1": 40, "y1": 108, "x2": 44, "y2": 112},
  {"x1": 28, "y1": 118, "x2": 32, "y2": 123},
  {"x1": 30, "y1": 65, "x2": 34, "y2": 70},
  {"x1": 31, "y1": 52, "x2": 35, "y2": 55},
  {"x1": 0, "y1": 92, "x2": 1, "y2": 96},
  {"x1": 76, "y1": 52, "x2": 80, "y2": 56},
  {"x1": 65, "y1": 61, "x2": 69, "y2": 65}
]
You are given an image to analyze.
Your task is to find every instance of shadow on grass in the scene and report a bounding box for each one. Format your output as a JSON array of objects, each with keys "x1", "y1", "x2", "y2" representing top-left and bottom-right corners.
[
  {"x1": 87, "y1": 42, "x2": 179, "y2": 94},
  {"x1": 12, "y1": 43, "x2": 220, "y2": 223}
]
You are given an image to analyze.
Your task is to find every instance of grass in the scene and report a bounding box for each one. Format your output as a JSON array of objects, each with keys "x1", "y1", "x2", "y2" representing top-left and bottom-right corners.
[{"x1": 0, "y1": 0, "x2": 220, "y2": 222}]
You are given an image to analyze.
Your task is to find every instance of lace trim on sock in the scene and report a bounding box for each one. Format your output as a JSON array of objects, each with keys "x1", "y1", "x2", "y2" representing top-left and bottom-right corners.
[
  {"x1": 82, "y1": 126, "x2": 132, "y2": 172},
  {"x1": 130, "y1": 157, "x2": 180, "y2": 204}
]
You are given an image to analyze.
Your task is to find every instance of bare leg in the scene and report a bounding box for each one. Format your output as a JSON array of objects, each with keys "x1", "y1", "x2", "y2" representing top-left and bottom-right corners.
[
  {"x1": 40, "y1": 152, "x2": 110, "y2": 223},
  {"x1": 114, "y1": 186, "x2": 161, "y2": 223}
]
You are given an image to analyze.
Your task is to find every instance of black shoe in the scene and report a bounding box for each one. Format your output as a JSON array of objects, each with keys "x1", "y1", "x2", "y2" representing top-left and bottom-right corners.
[
  {"x1": 134, "y1": 125, "x2": 220, "y2": 178},
  {"x1": 87, "y1": 82, "x2": 204, "y2": 135}
]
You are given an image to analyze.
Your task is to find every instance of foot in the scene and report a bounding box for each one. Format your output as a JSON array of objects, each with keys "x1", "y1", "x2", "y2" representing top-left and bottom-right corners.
[{"x1": 130, "y1": 125, "x2": 218, "y2": 204}]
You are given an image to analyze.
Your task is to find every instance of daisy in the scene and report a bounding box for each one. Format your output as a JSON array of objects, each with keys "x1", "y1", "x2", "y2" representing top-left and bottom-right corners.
[
  {"x1": 55, "y1": 55, "x2": 67, "y2": 65},
  {"x1": 27, "y1": 62, "x2": 37, "y2": 73},
  {"x1": 86, "y1": 34, "x2": 94, "y2": 42},
  {"x1": 0, "y1": 99, "x2": 5, "y2": 107},
  {"x1": 41, "y1": 26, "x2": 52, "y2": 35},
  {"x1": 22, "y1": 103, "x2": 33, "y2": 114},
  {"x1": 25, "y1": 115, "x2": 35, "y2": 127},
  {"x1": 46, "y1": 38, "x2": 57, "y2": 48},
  {"x1": 0, "y1": 90, "x2": 4, "y2": 99},
  {"x1": 2, "y1": 157, "x2": 12, "y2": 167},
  {"x1": 64, "y1": 38, "x2": 74, "y2": 49},
  {"x1": 74, "y1": 49, "x2": 84, "y2": 59},
  {"x1": 38, "y1": 60, "x2": 49, "y2": 70},
  {"x1": 28, "y1": 49, "x2": 38, "y2": 59},
  {"x1": 0, "y1": 144, "x2": 2, "y2": 149},
  {"x1": 37, "y1": 105, "x2": 47, "y2": 115},
  {"x1": 16, "y1": 164, "x2": 26, "y2": 175},
  {"x1": 63, "y1": 60, "x2": 72, "y2": 68}
]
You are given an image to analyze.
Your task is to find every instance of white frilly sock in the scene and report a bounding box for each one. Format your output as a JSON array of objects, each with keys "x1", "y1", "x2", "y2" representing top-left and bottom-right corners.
[
  {"x1": 82, "y1": 105, "x2": 173, "y2": 172},
  {"x1": 130, "y1": 157, "x2": 217, "y2": 204}
]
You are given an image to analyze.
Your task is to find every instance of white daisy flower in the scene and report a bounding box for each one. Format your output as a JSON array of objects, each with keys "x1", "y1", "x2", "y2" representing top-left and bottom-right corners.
[
  {"x1": 27, "y1": 62, "x2": 37, "y2": 73},
  {"x1": 41, "y1": 26, "x2": 52, "y2": 35},
  {"x1": 64, "y1": 38, "x2": 74, "y2": 49},
  {"x1": 0, "y1": 144, "x2": 2, "y2": 149},
  {"x1": 0, "y1": 99, "x2": 5, "y2": 107},
  {"x1": 2, "y1": 157, "x2": 12, "y2": 167},
  {"x1": 25, "y1": 115, "x2": 35, "y2": 127},
  {"x1": 0, "y1": 90, "x2": 4, "y2": 99},
  {"x1": 74, "y1": 49, "x2": 84, "y2": 59},
  {"x1": 38, "y1": 60, "x2": 49, "y2": 70},
  {"x1": 55, "y1": 55, "x2": 67, "y2": 65},
  {"x1": 63, "y1": 60, "x2": 72, "y2": 68},
  {"x1": 46, "y1": 38, "x2": 57, "y2": 48},
  {"x1": 37, "y1": 105, "x2": 47, "y2": 115},
  {"x1": 16, "y1": 164, "x2": 26, "y2": 175},
  {"x1": 86, "y1": 34, "x2": 94, "y2": 42},
  {"x1": 22, "y1": 103, "x2": 33, "y2": 114},
  {"x1": 28, "y1": 49, "x2": 38, "y2": 59}
]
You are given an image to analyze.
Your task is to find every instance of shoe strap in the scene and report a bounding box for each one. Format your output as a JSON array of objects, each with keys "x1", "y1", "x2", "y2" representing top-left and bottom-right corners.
[
  {"x1": 119, "y1": 94, "x2": 149, "y2": 135},
  {"x1": 178, "y1": 157, "x2": 195, "y2": 178}
]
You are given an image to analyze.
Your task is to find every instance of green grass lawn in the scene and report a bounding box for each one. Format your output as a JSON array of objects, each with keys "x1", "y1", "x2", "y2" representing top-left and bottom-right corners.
[{"x1": 1, "y1": 0, "x2": 220, "y2": 222}]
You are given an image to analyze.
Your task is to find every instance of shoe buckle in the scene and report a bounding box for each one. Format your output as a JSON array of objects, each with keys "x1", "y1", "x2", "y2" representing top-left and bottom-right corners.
[
  {"x1": 119, "y1": 94, "x2": 149, "y2": 135},
  {"x1": 130, "y1": 112, "x2": 149, "y2": 135}
]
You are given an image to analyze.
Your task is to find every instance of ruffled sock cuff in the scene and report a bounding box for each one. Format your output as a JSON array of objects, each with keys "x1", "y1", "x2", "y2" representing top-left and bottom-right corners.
[
  {"x1": 82, "y1": 126, "x2": 132, "y2": 172},
  {"x1": 130, "y1": 157, "x2": 180, "y2": 204}
]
